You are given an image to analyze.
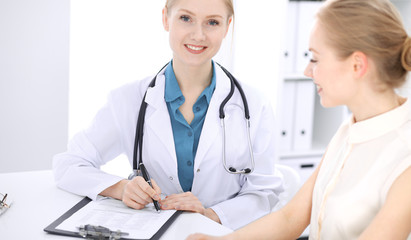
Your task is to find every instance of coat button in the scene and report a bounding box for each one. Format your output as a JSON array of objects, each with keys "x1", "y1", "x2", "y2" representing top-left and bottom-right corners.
[
  {"x1": 196, "y1": 169, "x2": 200, "y2": 173},
  {"x1": 169, "y1": 176, "x2": 173, "y2": 181}
]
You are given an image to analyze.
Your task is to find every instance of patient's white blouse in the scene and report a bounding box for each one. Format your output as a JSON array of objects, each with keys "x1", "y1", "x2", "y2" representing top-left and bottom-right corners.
[{"x1": 309, "y1": 99, "x2": 411, "y2": 240}]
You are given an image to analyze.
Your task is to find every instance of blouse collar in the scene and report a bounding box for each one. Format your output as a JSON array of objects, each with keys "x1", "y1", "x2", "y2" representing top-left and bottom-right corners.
[{"x1": 348, "y1": 98, "x2": 410, "y2": 144}]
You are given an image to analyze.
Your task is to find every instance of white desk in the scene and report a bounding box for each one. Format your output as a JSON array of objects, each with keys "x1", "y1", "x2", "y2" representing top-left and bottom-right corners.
[{"x1": 0, "y1": 170, "x2": 232, "y2": 239}]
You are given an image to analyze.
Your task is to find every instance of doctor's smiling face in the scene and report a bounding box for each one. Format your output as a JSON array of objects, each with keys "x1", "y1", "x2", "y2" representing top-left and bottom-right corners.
[
  {"x1": 162, "y1": 0, "x2": 232, "y2": 68},
  {"x1": 304, "y1": 21, "x2": 358, "y2": 108}
]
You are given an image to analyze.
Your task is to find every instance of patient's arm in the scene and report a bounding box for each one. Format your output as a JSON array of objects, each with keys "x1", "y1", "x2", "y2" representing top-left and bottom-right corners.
[{"x1": 359, "y1": 165, "x2": 411, "y2": 240}]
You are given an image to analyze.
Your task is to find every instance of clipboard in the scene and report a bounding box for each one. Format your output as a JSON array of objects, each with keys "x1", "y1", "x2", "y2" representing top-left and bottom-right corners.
[{"x1": 44, "y1": 197, "x2": 182, "y2": 240}]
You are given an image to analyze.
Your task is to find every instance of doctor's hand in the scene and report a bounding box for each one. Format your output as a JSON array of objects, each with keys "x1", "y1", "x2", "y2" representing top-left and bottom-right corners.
[
  {"x1": 160, "y1": 192, "x2": 221, "y2": 223},
  {"x1": 122, "y1": 176, "x2": 161, "y2": 210}
]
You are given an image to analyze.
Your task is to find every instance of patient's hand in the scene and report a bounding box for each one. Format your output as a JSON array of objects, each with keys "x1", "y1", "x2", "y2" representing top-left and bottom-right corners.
[{"x1": 186, "y1": 233, "x2": 227, "y2": 240}]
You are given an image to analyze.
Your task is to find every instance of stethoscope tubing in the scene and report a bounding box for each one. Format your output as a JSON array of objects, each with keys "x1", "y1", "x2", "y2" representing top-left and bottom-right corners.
[
  {"x1": 132, "y1": 62, "x2": 255, "y2": 176},
  {"x1": 221, "y1": 117, "x2": 255, "y2": 174}
]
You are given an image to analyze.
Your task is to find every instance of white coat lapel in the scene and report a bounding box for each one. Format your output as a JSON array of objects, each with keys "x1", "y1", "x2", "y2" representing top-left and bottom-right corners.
[
  {"x1": 194, "y1": 66, "x2": 232, "y2": 168},
  {"x1": 144, "y1": 74, "x2": 177, "y2": 165}
]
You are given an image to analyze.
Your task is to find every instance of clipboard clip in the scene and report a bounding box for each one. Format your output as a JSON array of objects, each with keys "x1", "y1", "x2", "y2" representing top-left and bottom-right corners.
[{"x1": 77, "y1": 224, "x2": 129, "y2": 240}]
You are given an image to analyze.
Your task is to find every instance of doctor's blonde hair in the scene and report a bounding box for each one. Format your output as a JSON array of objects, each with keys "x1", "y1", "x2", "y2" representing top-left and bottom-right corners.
[
  {"x1": 164, "y1": 0, "x2": 234, "y2": 22},
  {"x1": 317, "y1": 0, "x2": 411, "y2": 88}
]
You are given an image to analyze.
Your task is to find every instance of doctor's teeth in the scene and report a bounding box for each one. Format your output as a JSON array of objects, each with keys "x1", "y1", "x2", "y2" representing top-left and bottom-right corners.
[{"x1": 187, "y1": 45, "x2": 204, "y2": 51}]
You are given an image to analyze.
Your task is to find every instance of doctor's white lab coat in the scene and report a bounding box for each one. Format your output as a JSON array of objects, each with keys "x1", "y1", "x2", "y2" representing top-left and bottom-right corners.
[{"x1": 53, "y1": 65, "x2": 284, "y2": 230}]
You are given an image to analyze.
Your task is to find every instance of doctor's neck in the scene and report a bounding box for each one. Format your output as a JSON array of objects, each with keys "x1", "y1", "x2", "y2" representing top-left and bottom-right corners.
[{"x1": 172, "y1": 60, "x2": 213, "y2": 91}]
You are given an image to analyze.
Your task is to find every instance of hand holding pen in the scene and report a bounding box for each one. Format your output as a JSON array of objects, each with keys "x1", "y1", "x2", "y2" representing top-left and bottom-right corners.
[
  {"x1": 138, "y1": 163, "x2": 161, "y2": 212},
  {"x1": 122, "y1": 164, "x2": 161, "y2": 212}
]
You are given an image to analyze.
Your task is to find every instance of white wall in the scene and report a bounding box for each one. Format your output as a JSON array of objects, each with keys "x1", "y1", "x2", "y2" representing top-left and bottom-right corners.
[
  {"x1": 0, "y1": 0, "x2": 70, "y2": 173},
  {"x1": 232, "y1": 0, "x2": 287, "y2": 109},
  {"x1": 69, "y1": 0, "x2": 171, "y2": 138}
]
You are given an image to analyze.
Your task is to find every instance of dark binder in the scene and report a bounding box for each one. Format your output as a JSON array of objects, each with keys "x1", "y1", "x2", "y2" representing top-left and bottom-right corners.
[{"x1": 44, "y1": 197, "x2": 182, "y2": 240}]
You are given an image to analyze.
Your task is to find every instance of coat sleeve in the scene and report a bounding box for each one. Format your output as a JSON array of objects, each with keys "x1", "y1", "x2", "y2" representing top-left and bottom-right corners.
[
  {"x1": 52, "y1": 82, "x2": 142, "y2": 200},
  {"x1": 210, "y1": 92, "x2": 284, "y2": 230}
]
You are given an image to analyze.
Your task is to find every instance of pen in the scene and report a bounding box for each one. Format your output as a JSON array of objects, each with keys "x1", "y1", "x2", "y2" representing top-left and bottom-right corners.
[{"x1": 139, "y1": 163, "x2": 161, "y2": 212}]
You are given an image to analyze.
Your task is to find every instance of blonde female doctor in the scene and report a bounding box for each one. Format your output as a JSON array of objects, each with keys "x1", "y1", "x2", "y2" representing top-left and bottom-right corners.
[{"x1": 53, "y1": 0, "x2": 283, "y2": 230}]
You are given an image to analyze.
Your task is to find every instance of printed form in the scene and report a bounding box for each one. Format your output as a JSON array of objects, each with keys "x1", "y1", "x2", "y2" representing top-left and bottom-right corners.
[{"x1": 56, "y1": 197, "x2": 177, "y2": 239}]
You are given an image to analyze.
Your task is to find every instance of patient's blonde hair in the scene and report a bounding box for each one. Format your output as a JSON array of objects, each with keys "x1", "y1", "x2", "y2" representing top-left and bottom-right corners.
[{"x1": 317, "y1": 0, "x2": 411, "y2": 88}]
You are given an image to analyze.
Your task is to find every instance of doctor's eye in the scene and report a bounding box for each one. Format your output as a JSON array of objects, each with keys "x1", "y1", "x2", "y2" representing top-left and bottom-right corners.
[
  {"x1": 208, "y1": 19, "x2": 220, "y2": 26},
  {"x1": 180, "y1": 15, "x2": 191, "y2": 22},
  {"x1": 310, "y1": 59, "x2": 318, "y2": 63}
]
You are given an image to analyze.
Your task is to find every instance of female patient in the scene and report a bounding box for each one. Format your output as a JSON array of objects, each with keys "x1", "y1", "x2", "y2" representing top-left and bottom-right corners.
[{"x1": 188, "y1": 0, "x2": 411, "y2": 239}]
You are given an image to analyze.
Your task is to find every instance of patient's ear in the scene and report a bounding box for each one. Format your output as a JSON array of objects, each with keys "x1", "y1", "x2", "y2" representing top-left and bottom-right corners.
[{"x1": 351, "y1": 51, "x2": 368, "y2": 79}]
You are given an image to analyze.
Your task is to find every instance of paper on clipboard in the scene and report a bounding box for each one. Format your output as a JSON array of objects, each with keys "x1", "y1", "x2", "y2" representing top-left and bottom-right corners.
[{"x1": 55, "y1": 197, "x2": 177, "y2": 239}]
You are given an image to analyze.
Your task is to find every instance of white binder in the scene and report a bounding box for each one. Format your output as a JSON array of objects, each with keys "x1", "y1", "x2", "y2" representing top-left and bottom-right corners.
[
  {"x1": 292, "y1": 80, "x2": 315, "y2": 151},
  {"x1": 282, "y1": 1, "x2": 298, "y2": 75},
  {"x1": 279, "y1": 81, "x2": 297, "y2": 152}
]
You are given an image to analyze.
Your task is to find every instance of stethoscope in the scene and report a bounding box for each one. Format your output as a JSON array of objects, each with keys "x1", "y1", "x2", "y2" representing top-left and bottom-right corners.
[{"x1": 129, "y1": 62, "x2": 255, "y2": 180}]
